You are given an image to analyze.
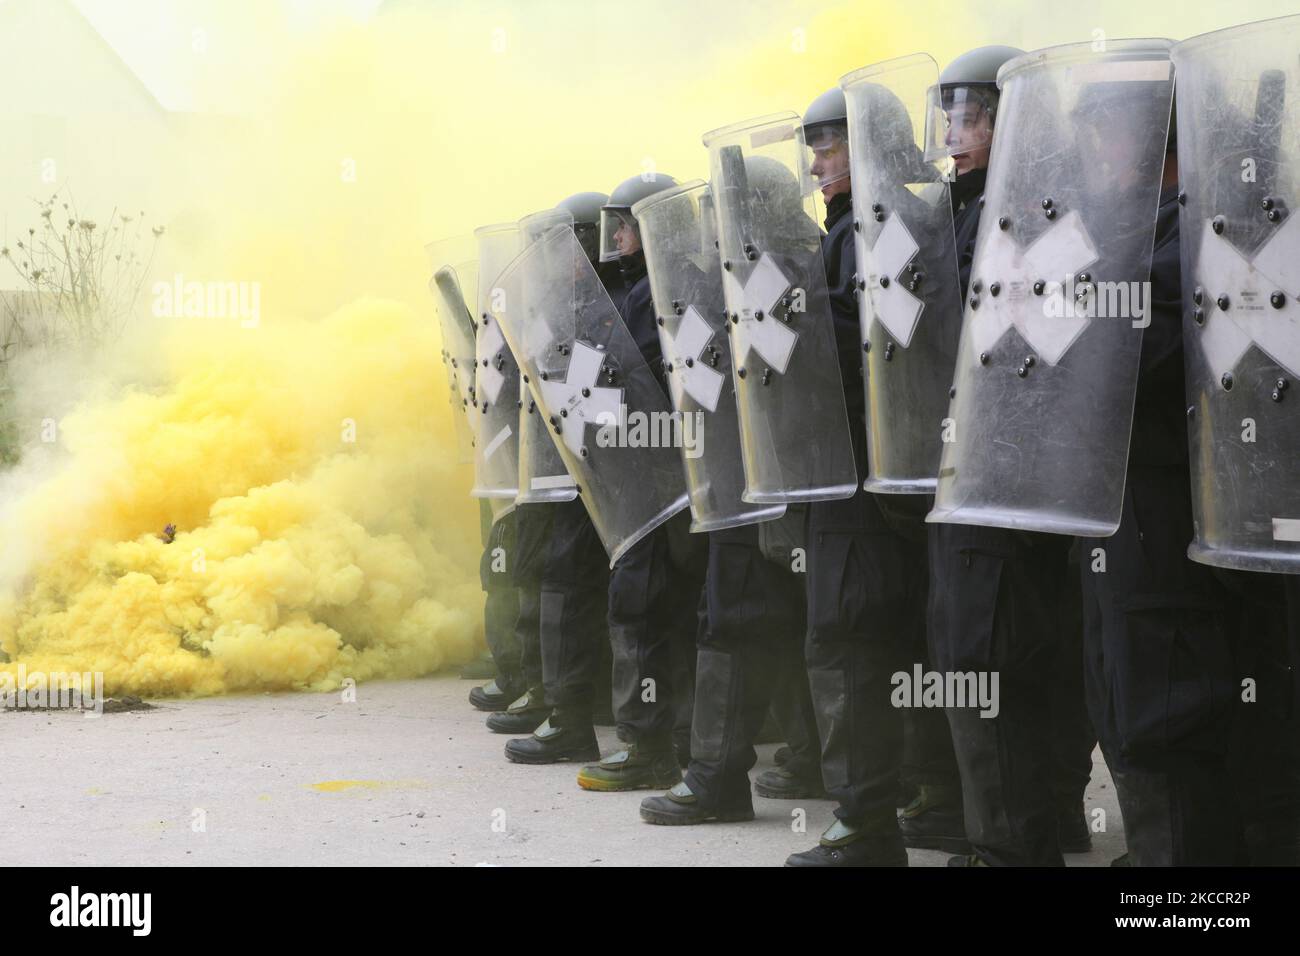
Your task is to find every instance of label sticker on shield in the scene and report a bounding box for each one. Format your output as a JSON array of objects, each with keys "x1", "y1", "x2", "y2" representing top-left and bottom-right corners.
[
  {"x1": 538, "y1": 341, "x2": 624, "y2": 456},
  {"x1": 723, "y1": 253, "x2": 799, "y2": 374},
  {"x1": 968, "y1": 209, "x2": 1099, "y2": 366},
  {"x1": 665, "y1": 304, "x2": 725, "y2": 412},
  {"x1": 477, "y1": 316, "x2": 508, "y2": 403},
  {"x1": 1197, "y1": 216, "x2": 1300, "y2": 379},
  {"x1": 865, "y1": 214, "x2": 924, "y2": 347},
  {"x1": 482, "y1": 423, "x2": 512, "y2": 460}
]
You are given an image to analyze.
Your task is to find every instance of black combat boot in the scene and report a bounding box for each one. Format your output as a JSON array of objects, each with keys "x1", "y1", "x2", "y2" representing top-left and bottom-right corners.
[
  {"x1": 898, "y1": 784, "x2": 970, "y2": 855},
  {"x1": 576, "y1": 740, "x2": 682, "y2": 792},
  {"x1": 485, "y1": 688, "x2": 549, "y2": 734},
  {"x1": 503, "y1": 711, "x2": 599, "y2": 765},
  {"x1": 469, "y1": 677, "x2": 523, "y2": 712},
  {"x1": 785, "y1": 815, "x2": 908, "y2": 867},
  {"x1": 639, "y1": 779, "x2": 756, "y2": 825}
]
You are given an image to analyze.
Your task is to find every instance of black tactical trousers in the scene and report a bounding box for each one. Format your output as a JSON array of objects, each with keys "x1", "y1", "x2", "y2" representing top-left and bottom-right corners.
[
  {"x1": 1080, "y1": 466, "x2": 1241, "y2": 866},
  {"x1": 511, "y1": 504, "x2": 553, "y2": 695},
  {"x1": 608, "y1": 509, "x2": 706, "y2": 752},
  {"x1": 538, "y1": 498, "x2": 611, "y2": 724},
  {"x1": 685, "y1": 524, "x2": 808, "y2": 809},
  {"x1": 1052, "y1": 547, "x2": 1097, "y2": 812},
  {"x1": 480, "y1": 508, "x2": 521, "y2": 687},
  {"x1": 1222, "y1": 571, "x2": 1300, "y2": 865},
  {"x1": 929, "y1": 521, "x2": 1070, "y2": 866},
  {"x1": 804, "y1": 489, "x2": 923, "y2": 825}
]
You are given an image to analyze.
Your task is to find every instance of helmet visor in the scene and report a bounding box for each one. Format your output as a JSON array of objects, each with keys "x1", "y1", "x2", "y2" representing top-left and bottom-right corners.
[
  {"x1": 598, "y1": 205, "x2": 640, "y2": 262},
  {"x1": 924, "y1": 83, "x2": 998, "y2": 163}
]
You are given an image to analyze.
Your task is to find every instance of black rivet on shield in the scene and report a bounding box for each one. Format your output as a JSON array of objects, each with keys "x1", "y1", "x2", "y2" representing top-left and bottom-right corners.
[
  {"x1": 1016, "y1": 365, "x2": 1028, "y2": 378},
  {"x1": 580, "y1": 446, "x2": 588, "y2": 458},
  {"x1": 482, "y1": 402, "x2": 489, "y2": 412},
  {"x1": 871, "y1": 203, "x2": 883, "y2": 213},
  {"x1": 1041, "y1": 197, "x2": 1053, "y2": 210},
  {"x1": 541, "y1": 371, "x2": 549, "y2": 381},
  {"x1": 581, "y1": 387, "x2": 590, "y2": 397},
  {"x1": 762, "y1": 368, "x2": 772, "y2": 385},
  {"x1": 685, "y1": 357, "x2": 694, "y2": 368},
  {"x1": 516, "y1": 399, "x2": 522, "y2": 409},
  {"x1": 970, "y1": 296, "x2": 980, "y2": 310},
  {"x1": 481, "y1": 359, "x2": 489, "y2": 367},
  {"x1": 1272, "y1": 389, "x2": 1284, "y2": 403},
  {"x1": 1268, "y1": 209, "x2": 1281, "y2": 222},
  {"x1": 755, "y1": 310, "x2": 764, "y2": 321},
  {"x1": 979, "y1": 351, "x2": 989, "y2": 365},
  {"x1": 549, "y1": 416, "x2": 557, "y2": 427},
  {"x1": 723, "y1": 260, "x2": 732, "y2": 271},
  {"x1": 657, "y1": 316, "x2": 664, "y2": 326},
  {"x1": 990, "y1": 282, "x2": 1001, "y2": 297},
  {"x1": 730, "y1": 312, "x2": 740, "y2": 325},
  {"x1": 1212, "y1": 215, "x2": 1225, "y2": 234},
  {"x1": 874, "y1": 211, "x2": 885, "y2": 222},
  {"x1": 744, "y1": 243, "x2": 758, "y2": 261},
  {"x1": 522, "y1": 373, "x2": 529, "y2": 383},
  {"x1": 737, "y1": 367, "x2": 747, "y2": 379},
  {"x1": 1217, "y1": 294, "x2": 1231, "y2": 311},
  {"x1": 949, "y1": 386, "x2": 957, "y2": 399},
  {"x1": 1221, "y1": 372, "x2": 1234, "y2": 391},
  {"x1": 1278, "y1": 378, "x2": 1290, "y2": 392},
  {"x1": 665, "y1": 362, "x2": 674, "y2": 372},
  {"x1": 1272, "y1": 292, "x2": 1286, "y2": 309},
  {"x1": 972, "y1": 280, "x2": 983, "y2": 294},
  {"x1": 561, "y1": 345, "x2": 570, "y2": 355},
  {"x1": 858, "y1": 278, "x2": 867, "y2": 291},
  {"x1": 671, "y1": 299, "x2": 683, "y2": 312},
  {"x1": 863, "y1": 341, "x2": 870, "y2": 352},
  {"x1": 560, "y1": 408, "x2": 568, "y2": 417},
  {"x1": 854, "y1": 219, "x2": 861, "y2": 232},
  {"x1": 528, "y1": 399, "x2": 535, "y2": 413},
  {"x1": 1193, "y1": 307, "x2": 1205, "y2": 325},
  {"x1": 1033, "y1": 280, "x2": 1045, "y2": 295},
  {"x1": 998, "y1": 217, "x2": 1009, "y2": 230},
  {"x1": 880, "y1": 276, "x2": 890, "y2": 289},
  {"x1": 1025, "y1": 355, "x2": 1036, "y2": 368},
  {"x1": 1262, "y1": 197, "x2": 1275, "y2": 211},
  {"x1": 1045, "y1": 208, "x2": 1056, "y2": 220},
  {"x1": 978, "y1": 197, "x2": 985, "y2": 208},
  {"x1": 1177, "y1": 191, "x2": 1187, "y2": 205},
  {"x1": 1077, "y1": 272, "x2": 1092, "y2": 284},
  {"x1": 1193, "y1": 287, "x2": 1203, "y2": 306},
  {"x1": 1187, "y1": 405, "x2": 1195, "y2": 418},
  {"x1": 554, "y1": 425, "x2": 562, "y2": 435},
  {"x1": 908, "y1": 278, "x2": 920, "y2": 292}
]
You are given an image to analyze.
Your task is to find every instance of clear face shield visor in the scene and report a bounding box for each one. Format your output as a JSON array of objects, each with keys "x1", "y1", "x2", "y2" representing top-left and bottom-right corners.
[
  {"x1": 924, "y1": 83, "x2": 998, "y2": 163},
  {"x1": 598, "y1": 206, "x2": 641, "y2": 262}
]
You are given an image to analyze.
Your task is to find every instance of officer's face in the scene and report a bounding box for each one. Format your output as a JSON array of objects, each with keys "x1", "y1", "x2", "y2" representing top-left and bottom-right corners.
[
  {"x1": 809, "y1": 131, "x2": 851, "y2": 201},
  {"x1": 614, "y1": 215, "x2": 641, "y2": 256},
  {"x1": 945, "y1": 102, "x2": 993, "y2": 175}
]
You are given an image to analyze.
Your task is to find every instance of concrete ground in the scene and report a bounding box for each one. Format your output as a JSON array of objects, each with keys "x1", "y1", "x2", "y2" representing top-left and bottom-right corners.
[{"x1": 1, "y1": 674, "x2": 1125, "y2": 866}]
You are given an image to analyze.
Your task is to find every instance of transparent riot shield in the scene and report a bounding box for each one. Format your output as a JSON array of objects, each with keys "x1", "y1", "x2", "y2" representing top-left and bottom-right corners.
[
  {"x1": 928, "y1": 40, "x2": 1175, "y2": 536},
  {"x1": 703, "y1": 112, "x2": 858, "y2": 503},
  {"x1": 1174, "y1": 15, "x2": 1300, "y2": 573},
  {"x1": 842, "y1": 55, "x2": 966, "y2": 493},
  {"x1": 513, "y1": 209, "x2": 580, "y2": 505},
  {"x1": 471, "y1": 223, "x2": 524, "y2": 501},
  {"x1": 633, "y1": 180, "x2": 786, "y2": 532},
  {"x1": 490, "y1": 224, "x2": 689, "y2": 566},
  {"x1": 426, "y1": 237, "x2": 479, "y2": 465}
]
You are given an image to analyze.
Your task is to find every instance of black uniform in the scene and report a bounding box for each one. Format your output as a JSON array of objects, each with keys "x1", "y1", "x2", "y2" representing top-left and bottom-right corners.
[
  {"x1": 480, "y1": 502, "x2": 521, "y2": 690},
  {"x1": 1079, "y1": 186, "x2": 1242, "y2": 865},
  {"x1": 532, "y1": 263, "x2": 625, "y2": 729},
  {"x1": 607, "y1": 253, "x2": 707, "y2": 755},
  {"x1": 927, "y1": 172, "x2": 1080, "y2": 866},
  {"x1": 803, "y1": 191, "x2": 934, "y2": 828}
]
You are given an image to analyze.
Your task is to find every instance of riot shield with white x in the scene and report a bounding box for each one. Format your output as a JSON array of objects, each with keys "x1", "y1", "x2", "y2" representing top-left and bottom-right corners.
[
  {"x1": 476, "y1": 313, "x2": 510, "y2": 404},
  {"x1": 723, "y1": 252, "x2": 800, "y2": 375},
  {"x1": 663, "y1": 305, "x2": 726, "y2": 413},
  {"x1": 966, "y1": 209, "x2": 1100, "y2": 366},
  {"x1": 538, "y1": 341, "x2": 625, "y2": 457},
  {"x1": 1193, "y1": 214, "x2": 1300, "y2": 380},
  {"x1": 862, "y1": 214, "x2": 925, "y2": 347}
]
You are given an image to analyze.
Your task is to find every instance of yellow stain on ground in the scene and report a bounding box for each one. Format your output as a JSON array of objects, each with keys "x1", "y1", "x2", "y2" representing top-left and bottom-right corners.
[{"x1": 308, "y1": 779, "x2": 426, "y2": 793}]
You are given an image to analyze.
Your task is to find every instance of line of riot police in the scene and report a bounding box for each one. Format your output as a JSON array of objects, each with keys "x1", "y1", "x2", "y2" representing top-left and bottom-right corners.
[{"x1": 427, "y1": 15, "x2": 1300, "y2": 866}]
